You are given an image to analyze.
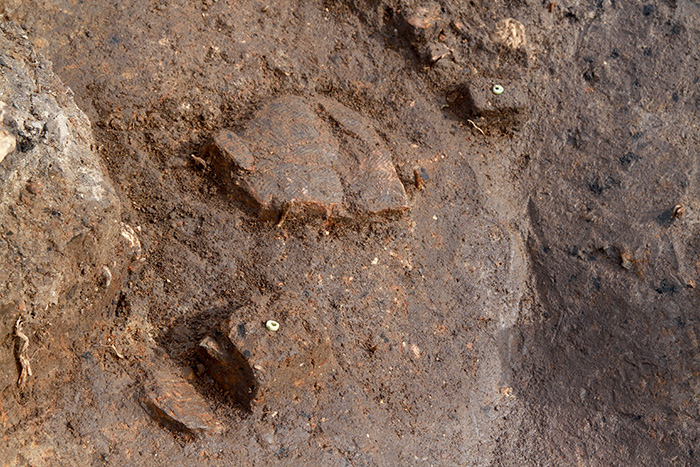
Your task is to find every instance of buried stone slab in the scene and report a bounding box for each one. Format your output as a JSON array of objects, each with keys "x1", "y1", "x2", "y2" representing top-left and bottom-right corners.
[
  {"x1": 208, "y1": 95, "x2": 408, "y2": 221},
  {"x1": 197, "y1": 304, "x2": 336, "y2": 409}
]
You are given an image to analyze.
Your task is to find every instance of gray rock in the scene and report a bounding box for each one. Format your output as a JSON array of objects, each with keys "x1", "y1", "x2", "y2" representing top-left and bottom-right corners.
[
  {"x1": 208, "y1": 95, "x2": 408, "y2": 221},
  {"x1": 0, "y1": 22, "x2": 125, "y2": 316}
]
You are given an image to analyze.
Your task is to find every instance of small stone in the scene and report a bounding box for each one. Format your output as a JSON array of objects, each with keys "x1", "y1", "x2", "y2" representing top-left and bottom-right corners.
[
  {"x1": 402, "y1": 3, "x2": 443, "y2": 45},
  {"x1": 451, "y1": 20, "x2": 465, "y2": 33},
  {"x1": 406, "y1": 4, "x2": 442, "y2": 30},
  {"x1": 109, "y1": 117, "x2": 126, "y2": 131},
  {"x1": 100, "y1": 266, "x2": 112, "y2": 288},
  {"x1": 672, "y1": 204, "x2": 686, "y2": 219},
  {"x1": 425, "y1": 42, "x2": 451, "y2": 63},
  {"x1": 26, "y1": 179, "x2": 42, "y2": 194},
  {"x1": 463, "y1": 78, "x2": 528, "y2": 119},
  {"x1": 0, "y1": 128, "x2": 15, "y2": 165}
]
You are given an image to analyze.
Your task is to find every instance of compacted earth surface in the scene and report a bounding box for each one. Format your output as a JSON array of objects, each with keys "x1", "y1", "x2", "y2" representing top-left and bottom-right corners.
[{"x1": 1, "y1": 0, "x2": 700, "y2": 465}]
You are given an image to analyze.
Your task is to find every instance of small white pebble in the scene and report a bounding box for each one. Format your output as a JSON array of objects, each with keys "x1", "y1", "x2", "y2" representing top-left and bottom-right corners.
[
  {"x1": 0, "y1": 129, "x2": 16, "y2": 165},
  {"x1": 101, "y1": 266, "x2": 112, "y2": 288},
  {"x1": 411, "y1": 343, "x2": 421, "y2": 359},
  {"x1": 265, "y1": 320, "x2": 280, "y2": 332}
]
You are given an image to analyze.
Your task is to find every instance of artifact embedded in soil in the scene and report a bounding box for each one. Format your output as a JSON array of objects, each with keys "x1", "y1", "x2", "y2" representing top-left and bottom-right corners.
[
  {"x1": 208, "y1": 95, "x2": 409, "y2": 221},
  {"x1": 198, "y1": 304, "x2": 335, "y2": 410},
  {"x1": 140, "y1": 354, "x2": 224, "y2": 436},
  {"x1": 464, "y1": 78, "x2": 528, "y2": 119},
  {"x1": 491, "y1": 18, "x2": 527, "y2": 50}
]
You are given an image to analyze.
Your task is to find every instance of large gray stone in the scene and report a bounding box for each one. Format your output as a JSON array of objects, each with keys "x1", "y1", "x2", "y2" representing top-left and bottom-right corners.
[
  {"x1": 0, "y1": 23, "x2": 125, "y2": 314},
  {"x1": 0, "y1": 22, "x2": 134, "y2": 401}
]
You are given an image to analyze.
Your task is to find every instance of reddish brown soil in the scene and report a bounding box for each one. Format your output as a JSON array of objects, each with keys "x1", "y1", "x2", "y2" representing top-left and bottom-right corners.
[{"x1": 2, "y1": 1, "x2": 700, "y2": 465}]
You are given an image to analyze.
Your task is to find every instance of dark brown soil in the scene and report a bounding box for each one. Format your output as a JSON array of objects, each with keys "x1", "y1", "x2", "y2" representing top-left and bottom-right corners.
[{"x1": 3, "y1": 0, "x2": 700, "y2": 465}]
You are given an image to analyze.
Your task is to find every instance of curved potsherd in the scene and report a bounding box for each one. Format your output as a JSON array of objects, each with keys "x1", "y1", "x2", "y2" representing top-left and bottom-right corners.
[{"x1": 209, "y1": 95, "x2": 408, "y2": 221}]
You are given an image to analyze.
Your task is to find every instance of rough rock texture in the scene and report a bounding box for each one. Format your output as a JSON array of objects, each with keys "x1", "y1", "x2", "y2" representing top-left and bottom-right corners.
[
  {"x1": 0, "y1": 23, "x2": 122, "y2": 314},
  {"x1": 209, "y1": 95, "x2": 408, "y2": 220},
  {"x1": 491, "y1": 18, "x2": 527, "y2": 50},
  {"x1": 0, "y1": 102, "x2": 16, "y2": 163},
  {"x1": 0, "y1": 22, "x2": 135, "y2": 463}
]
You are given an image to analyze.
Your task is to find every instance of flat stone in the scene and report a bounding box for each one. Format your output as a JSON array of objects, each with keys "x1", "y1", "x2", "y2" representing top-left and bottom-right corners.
[
  {"x1": 197, "y1": 333, "x2": 257, "y2": 407},
  {"x1": 465, "y1": 78, "x2": 528, "y2": 118},
  {"x1": 198, "y1": 302, "x2": 336, "y2": 409},
  {"x1": 208, "y1": 95, "x2": 408, "y2": 221}
]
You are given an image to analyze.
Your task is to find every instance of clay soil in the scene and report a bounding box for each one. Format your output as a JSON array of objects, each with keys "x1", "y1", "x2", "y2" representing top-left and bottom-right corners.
[{"x1": 3, "y1": 0, "x2": 700, "y2": 465}]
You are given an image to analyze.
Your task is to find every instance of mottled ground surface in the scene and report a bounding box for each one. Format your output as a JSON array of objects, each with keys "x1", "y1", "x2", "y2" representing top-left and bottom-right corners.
[{"x1": 2, "y1": 0, "x2": 700, "y2": 465}]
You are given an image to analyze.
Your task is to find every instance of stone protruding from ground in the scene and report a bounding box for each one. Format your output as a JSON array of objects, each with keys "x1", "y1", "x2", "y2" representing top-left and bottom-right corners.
[
  {"x1": 141, "y1": 354, "x2": 224, "y2": 436},
  {"x1": 465, "y1": 78, "x2": 528, "y2": 119},
  {"x1": 208, "y1": 95, "x2": 408, "y2": 221},
  {"x1": 491, "y1": 18, "x2": 527, "y2": 50},
  {"x1": 0, "y1": 22, "x2": 142, "y2": 460},
  {"x1": 0, "y1": 22, "x2": 124, "y2": 314},
  {"x1": 198, "y1": 302, "x2": 336, "y2": 409}
]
